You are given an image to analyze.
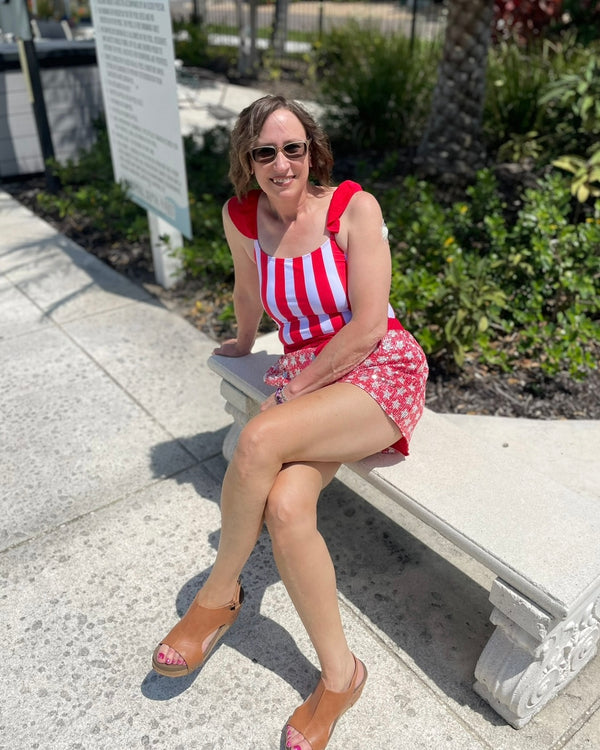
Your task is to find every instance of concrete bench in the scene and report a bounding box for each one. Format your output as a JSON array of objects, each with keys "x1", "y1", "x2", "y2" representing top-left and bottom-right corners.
[{"x1": 208, "y1": 331, "x2": 600, "y2": 729}]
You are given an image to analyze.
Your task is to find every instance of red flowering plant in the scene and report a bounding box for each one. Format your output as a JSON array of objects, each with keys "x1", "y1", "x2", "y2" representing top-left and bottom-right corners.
[{"x1": 493, "y1": 0, "x2": 564, "y2": 44}]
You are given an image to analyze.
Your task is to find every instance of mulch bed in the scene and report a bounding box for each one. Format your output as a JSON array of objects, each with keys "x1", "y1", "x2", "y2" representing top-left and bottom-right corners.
[{"x1": 5, "y1": 177, "x2": 599, "y2": 421}]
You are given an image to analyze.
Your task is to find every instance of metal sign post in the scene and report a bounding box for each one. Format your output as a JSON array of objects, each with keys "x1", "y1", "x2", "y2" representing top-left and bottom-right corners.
[{"x1": 147, "y1": 212, "x2": 184, "y2": 289}]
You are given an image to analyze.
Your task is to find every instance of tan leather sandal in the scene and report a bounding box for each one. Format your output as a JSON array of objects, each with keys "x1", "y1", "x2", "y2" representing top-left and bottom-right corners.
[
  {"x1": 286, "y1": 655, "x2": 367, "y2": 750},
  {"x1": 152, "y1": 579, "x2": 244, "y2": 678}
]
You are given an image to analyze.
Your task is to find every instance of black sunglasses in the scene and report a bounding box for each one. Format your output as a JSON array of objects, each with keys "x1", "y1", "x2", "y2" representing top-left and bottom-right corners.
[{"x1": 250, "y1": 140, "x2": 309, "y2": 165}]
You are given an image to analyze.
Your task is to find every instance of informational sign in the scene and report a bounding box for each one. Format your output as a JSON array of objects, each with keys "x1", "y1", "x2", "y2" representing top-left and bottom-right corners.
[
  {"x1": 0, "y1": 0, "x2": 33, "y2": 40},
  {"x1": 90, "y1": 0, "x2": 191, "y2": 240}
]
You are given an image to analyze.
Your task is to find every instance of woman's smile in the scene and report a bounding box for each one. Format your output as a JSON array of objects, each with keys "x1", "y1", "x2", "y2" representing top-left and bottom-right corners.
[{"x1": 271, "y1": 175, "x2": 295, "y2": 186}]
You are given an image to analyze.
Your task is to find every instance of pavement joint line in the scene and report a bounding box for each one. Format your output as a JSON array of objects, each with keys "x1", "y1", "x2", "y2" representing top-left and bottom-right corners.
[
  {"x1": 1, "y1": 218, "x2": 210, "y2": 464},
  {"x1": 39, "y1": 289, "x2": 142, "y2": 323},
  {"x1": 12, "y1": 274, "x2": 143, "y2": 325},
  {"x1": 4, "y1": 267, "x2": 199, "y2": 459},
  {"x1": 63, "y1": 330, "x2": 200, "y2": 463},
  {"x1": 548, "y1": 694, "x2": 600, "y2": 750},
  {"x1": 0, "y1": 474, "x2": 169, "y2": 556},
  {"x1": 0, "y1": 450, "x2": 224, "y2": 557},
  {"x1": 26, "y1": 293, "x2": 206, "y2": 470}
]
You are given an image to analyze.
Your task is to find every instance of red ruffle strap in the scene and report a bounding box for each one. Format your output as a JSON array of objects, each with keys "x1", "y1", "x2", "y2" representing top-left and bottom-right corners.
[
  {"x1": 326, "y1": 180, "x2": 362, "y2": 234},
  {"x1": 227, "y1": 190, "x2": 261, "y2": 239}
]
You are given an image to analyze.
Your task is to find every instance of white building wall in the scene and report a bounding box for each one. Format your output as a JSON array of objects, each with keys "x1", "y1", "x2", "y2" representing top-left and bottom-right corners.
[{"x1": 0, "y1": 59, "x2": 104, "y2": 178}]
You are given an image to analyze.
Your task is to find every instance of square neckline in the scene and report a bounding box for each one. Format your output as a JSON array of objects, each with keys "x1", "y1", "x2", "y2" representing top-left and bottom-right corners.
[
  {"x1": 227, "y1": 180, "x2": 363, "y2": 260},
  {"x1": 254, "y1": 180, "x2": 362, "y2": 260}
]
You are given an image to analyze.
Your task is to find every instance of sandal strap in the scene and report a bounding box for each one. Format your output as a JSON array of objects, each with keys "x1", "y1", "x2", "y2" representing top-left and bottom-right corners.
[
  {"x1": 288, "y1": 656, "x2": 367, "y2": 750},
  {"x1": 159, "y1": 580, "x2": 244, "y2": 670}
]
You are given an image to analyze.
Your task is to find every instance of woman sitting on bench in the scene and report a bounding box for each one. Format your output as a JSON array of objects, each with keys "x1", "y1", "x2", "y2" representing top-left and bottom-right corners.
[{"x1": 152, "y1": 95, "x2": 429, "y2": 750}]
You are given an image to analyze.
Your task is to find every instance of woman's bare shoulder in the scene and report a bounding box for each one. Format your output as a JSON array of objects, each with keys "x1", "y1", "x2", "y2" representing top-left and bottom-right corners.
[{"x1": 346, "y1": 188, "x2": 382, "y2": 215}]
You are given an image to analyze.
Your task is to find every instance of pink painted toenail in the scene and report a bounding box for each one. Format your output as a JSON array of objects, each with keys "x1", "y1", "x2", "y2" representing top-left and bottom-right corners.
[
  {"x1": 158, "y1": 653, "x2": 164, "y2": 660},
  {"x1": 166, "y1": 659, "x2": 171, "y2": 664}
]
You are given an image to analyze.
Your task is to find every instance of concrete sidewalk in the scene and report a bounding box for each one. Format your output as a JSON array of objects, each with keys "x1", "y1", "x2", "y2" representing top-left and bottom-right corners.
[{"x1": 1, "y1": 83, "x2": 599, "y2": 749}]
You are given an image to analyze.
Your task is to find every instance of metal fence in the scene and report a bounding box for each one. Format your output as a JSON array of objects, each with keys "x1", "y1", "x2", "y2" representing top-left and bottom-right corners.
[{"x1": 200, "y1": 0, "x2": 448, "y2": 74}]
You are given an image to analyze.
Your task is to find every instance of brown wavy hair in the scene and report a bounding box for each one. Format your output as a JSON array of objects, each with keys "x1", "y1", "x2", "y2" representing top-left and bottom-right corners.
[{"x1": 228, "y1": 95, "x2": 334, "y2": 198}]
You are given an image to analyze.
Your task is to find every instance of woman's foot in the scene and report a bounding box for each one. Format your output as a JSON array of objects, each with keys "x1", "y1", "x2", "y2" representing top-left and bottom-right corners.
[
  {"x1": 285, "y1": 655, "x2": 367, "y2": 750},
  {"x1": 152, "y1": 579, "x2": 244, "y2": 677}
]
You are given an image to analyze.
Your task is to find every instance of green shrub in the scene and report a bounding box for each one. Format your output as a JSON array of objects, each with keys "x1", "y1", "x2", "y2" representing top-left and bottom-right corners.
[
  {"x1": 375, "y1": 170, "x2": 599, "y2": 376},
  {"x1": 485, "y1": 38, "x2": 600, "y2": 163},
  {"x1": 47, "y1": 118, "x2": 115, "y2": 185},
  {"x1": 553, "y1": 147, "x2": 600, "y2": 203},
  {"x1": 540, "y1": 53, "x2": 600, "y2": 137},
  {"x1": 177, "y1": 126, "x2": 234, "y2": 280},
  {"x1": 173, "y1": 22, "x2": 210, "y2": 67},
  {"x1": 484, "y1": 42, "x2": 552, "y2": 157},
  {"x1": 37, "y1": 120, "x2": 147, "y2": 243},
  {"x1": 314, "y1": 23, "x2": 439, "y2": 153},
  {"x1": 380, "y1": 175, "x2": 507, "y2": 369},
  {"x1": 38, "y1": 119, "x2": 235, "y2": 282},
  {"x1": 501, "y1": 173, "x2": 600, "y2": 375}
]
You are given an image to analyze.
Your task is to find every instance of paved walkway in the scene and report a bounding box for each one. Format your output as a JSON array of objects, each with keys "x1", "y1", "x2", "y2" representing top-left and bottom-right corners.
[{"x1": 1, "y1": 80, "x2": 599, "y2": 749}]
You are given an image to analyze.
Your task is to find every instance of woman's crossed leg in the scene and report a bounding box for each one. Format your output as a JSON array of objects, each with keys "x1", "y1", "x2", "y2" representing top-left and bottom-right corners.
[{"x1": 154, "y1": 382, "x2": 399, "y2": 747}]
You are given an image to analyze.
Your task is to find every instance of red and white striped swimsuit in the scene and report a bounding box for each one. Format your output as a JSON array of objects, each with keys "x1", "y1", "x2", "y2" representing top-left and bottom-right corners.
[{"x1": 227, "y1": 180, "x2": 428, "y2": 455}]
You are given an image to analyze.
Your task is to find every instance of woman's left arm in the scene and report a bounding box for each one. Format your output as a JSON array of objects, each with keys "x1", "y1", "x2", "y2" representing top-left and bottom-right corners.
[{"x1": 264, "y1": 191, "x2": 392, "y2": 407}]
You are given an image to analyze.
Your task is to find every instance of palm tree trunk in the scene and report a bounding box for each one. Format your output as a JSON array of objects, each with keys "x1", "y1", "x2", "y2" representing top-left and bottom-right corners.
[{"x1": 417, "y1": 0, "x2": 495, "y2": 186}]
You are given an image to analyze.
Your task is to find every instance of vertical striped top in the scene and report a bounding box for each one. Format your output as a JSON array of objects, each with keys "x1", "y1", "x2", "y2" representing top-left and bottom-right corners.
[{"x1": 227, "y1": 181, "x2": 401, "y2": 353}]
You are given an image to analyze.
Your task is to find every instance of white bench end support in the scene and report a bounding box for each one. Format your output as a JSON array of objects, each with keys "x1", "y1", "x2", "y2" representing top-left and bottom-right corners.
[{"x1": 474, "y1": 580, "x2": 600, "y2": 728}]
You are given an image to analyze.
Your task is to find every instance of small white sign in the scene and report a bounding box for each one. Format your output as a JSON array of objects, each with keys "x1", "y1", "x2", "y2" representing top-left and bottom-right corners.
[
  {"x1": 0, "y1": 0, "x2": 32, "y2": 40},
  {"x1": 90, "y1": 0, "x2": 191, "y2": 239}
]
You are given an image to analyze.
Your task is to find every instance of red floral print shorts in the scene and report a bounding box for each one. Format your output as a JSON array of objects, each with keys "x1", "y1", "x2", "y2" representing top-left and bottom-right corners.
[{"x1": 264, "y1": 329, "x2": 429, "y2": 456}]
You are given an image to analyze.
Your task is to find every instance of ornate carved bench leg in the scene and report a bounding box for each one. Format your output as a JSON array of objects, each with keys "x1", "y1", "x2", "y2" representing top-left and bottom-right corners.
[{"x1": 474, "y1": 579, "x2": 600, "y2": 728}]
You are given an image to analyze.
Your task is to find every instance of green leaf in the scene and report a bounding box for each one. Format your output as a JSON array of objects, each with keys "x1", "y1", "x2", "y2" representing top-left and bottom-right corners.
[
  {"x1": 581, "y1": 95, "x2": 594, "y2": 117},
  {"x1": 552, "y1": 156, "x2": 581, "y2": 174}
]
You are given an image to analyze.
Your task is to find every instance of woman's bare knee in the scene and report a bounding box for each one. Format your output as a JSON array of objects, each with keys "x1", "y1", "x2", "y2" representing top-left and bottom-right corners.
[
  {"x1": 265, "y1": 460, "x2": 338, "y2": 538},
  {"x1": 264, "y1": 482, "x2": 316, "y2": 544},
  {"x1": 233, "y1": 416, "x2": 283, "y2": 479}
]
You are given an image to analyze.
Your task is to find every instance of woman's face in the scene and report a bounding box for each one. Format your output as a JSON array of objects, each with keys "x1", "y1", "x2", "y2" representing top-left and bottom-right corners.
[{"x1": 250, "y1": 108, "x2": 310, "y2": 197}]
